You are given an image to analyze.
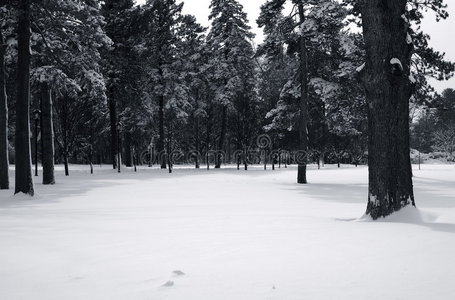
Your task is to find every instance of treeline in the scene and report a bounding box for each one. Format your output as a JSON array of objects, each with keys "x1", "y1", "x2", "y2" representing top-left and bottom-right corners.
[
  {"x1": 411, "y1": 88, "x2": 455, "y2": 160},
  {"x1": 0, "y1": 0, "x2": 453, "y2": 196}
]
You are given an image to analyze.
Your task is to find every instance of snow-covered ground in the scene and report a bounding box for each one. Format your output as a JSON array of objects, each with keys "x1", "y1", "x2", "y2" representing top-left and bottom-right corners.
[{"x1": 1, "y1": 164, "x2": 455, "y2": 300}]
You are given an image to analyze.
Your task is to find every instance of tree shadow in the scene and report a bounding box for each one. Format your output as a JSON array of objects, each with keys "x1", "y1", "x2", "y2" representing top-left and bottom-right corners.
[
  {"x1": 283, "y1": 170, "x2": 455, "y2": 234},
  {"x1": 0, "y1": 164, "x2": 289, "y2": 209}
]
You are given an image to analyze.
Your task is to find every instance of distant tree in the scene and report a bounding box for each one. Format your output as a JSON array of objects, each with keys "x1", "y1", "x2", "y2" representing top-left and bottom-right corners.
[
  {"x1": 411, "y1": 108, "x2": 438, "y2": 153},
  {"x1": 411, "y1": 89, "x2": 455, "y2": 153},
  {"x1": 432, "y1": 125, "x2": 455, "y2": 161},
  {"x1": 434, "y1": 88, "x2": 455, "y2": 127}
]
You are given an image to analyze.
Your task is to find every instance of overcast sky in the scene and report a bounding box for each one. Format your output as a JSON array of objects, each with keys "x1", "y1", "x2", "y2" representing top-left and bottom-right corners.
[{"x1": 136, "y1": 0, "x2": 455, "y2": 92}]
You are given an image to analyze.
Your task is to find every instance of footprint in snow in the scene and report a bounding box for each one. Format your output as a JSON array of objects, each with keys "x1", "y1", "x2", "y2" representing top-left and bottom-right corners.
[
  {"x1": 172, "y1": 270, "x2": 185, "y2": 276},
  {"x1": 162, "y1": 280, "x2": 174, "y2": 287}
]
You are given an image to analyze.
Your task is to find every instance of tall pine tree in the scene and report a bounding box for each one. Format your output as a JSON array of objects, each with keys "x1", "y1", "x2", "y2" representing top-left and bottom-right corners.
[{"x1": 207, "y1": 0, "x2": 256, "y2": 168}]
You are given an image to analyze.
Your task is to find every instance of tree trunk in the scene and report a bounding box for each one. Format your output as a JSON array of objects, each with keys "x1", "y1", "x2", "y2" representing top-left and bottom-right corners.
[
  {"x1": 0, "y1": 29, "x2": 9, "y2": 189},
  {"x1": 90, "y1": 145, "x2": 94, "y2": 174},
  {"x1": 124, "y1": 133, "x2": 132, "y2": 167},
  {"x1": 109, "y1": 94, "x2": 117, "y2": 169},
  {"x1": 215, "y1": 106, "x2": 227, "y2": 168},
  {"x1": 158, "y1": 94, "x2": 166, "y2": 169},
  {"x1": 195, "y1": 113, "x2": 200, "y2": 169},
  {"x1": 244, "y1": 147, "x2": 248, "y2": 171},
  {"x1": 63, "y1": 153, "x2": 69, "y2": 176},
  {"x1": 361, "y1": 0, "x2": 415, "y2": 219},
  {"x1": 206, "y1": 111, "x2": 211, "y2": 170},
  {"x1": 297, "y1": 3, "x2": 309, "y2": 184},
  {"x1": 319, "y1": 151, "x2": 325, "y2": 168},
  {"x1": 40, "y1": 84, "x2": 55, "y2": 185},
  {"x1": 15, "y1": 0, "x2": 34, "y2": 196}
]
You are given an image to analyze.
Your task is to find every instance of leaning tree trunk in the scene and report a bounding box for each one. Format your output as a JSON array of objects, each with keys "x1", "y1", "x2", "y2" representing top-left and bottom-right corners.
[
  {"x1": 360, "y1": 0, "x2": 415, "y2": 219},
  {"x1": 63, "y1": 151, "x2": 69, "y2": 177},
  {"x1": 15, "y1": 0, "x2": 34, "y2": 196},
  {"x1": 0, "y1": 29, "x2": 9, "y2": 189},
  {"x1": 215, "y1": 106, "x2": 227, "y2": 169},
  {"x1": 297, "y1": 3, "x2": 309, "y2": 184},
  {"x1": 40, "y1": 84, "x2": 55, "y2": 185}
]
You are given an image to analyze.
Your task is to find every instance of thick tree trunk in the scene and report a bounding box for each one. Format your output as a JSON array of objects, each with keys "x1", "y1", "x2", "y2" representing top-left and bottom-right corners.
[
  {"x1": 15, "y1": 0, "x2": 34, "y2": 195},
  {"x1": 0, "y1": 29, "x2": 9, "y2": 189},
  {"x1": 361, "y1": 0, "x2": 415, "y2": 219},
  {"x1": 40, "y1": 84, "x2": 55, "y2": 185},
  {"x1": 109, "y1": 95, "x2": 117, "y2": 169},
  {"x1": 215, "y1": 106, "x2": 227, "y2": 169},
  {"x1": 297, "y1": 3, "x2": 309, "y2": 184},
  {"x1": 158, "y1": 94, "x2": 166, "y2": 169}
]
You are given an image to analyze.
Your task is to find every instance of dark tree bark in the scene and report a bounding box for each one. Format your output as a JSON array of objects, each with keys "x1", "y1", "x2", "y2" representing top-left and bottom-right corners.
[
  {"x1": 206, "y1": 107, "x2": 212, "y2": 170},
  {"x1": 158, "y1": 94, "x2": 166, "y2": 169},
  {"x1": 108, "y1": 95, "x2": 117, "y2": 170},
  {"x1": 297, "y1": 3, "x2": 309, "y2": 184},
  {"x1": 124, "y1": 133, "x2": 132, "y2": 167},
  {"x1": 360, "y1": 0, "x2": 415, "y2": 219},
  {"x1": 63, "y1": 153, "x2": 69, "y2": 176},
  {"x1": 195, "y1": 96, "x2": 200, "y2": 169},
  {"x1": 0, "y1": 29, "x2": 9, "y2": 190},
  {"x1": 244, "y1": 146, "x2": 248, "y2": 171},
  {"x1": 40, "y1": 84, "x2": 55, "y2": 185},
  {"x1": 15, "y1": 0, "x2": 34, "y2": 195},
  {"x1": 215, "y1": 106, "x2": 227, "y2": 169}
]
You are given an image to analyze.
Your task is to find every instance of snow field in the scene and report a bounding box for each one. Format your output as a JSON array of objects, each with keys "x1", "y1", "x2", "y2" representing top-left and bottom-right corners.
[{"x1": 1, "y1": 164, "x2": 455, "y2": 299}]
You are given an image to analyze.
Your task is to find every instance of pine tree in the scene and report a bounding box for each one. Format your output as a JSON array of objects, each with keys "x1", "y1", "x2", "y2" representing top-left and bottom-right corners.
[
  {"x1": 207, "y1": 0, "x2": 256, "y2": 168},
  {"x1": 174, "y1": 15, "x2": 207, "y2": 169},
  {"x1": 350, "y1": 0, "x2": 454, "y2": 219},
  {"x1": 138, "y1": 0, "x2": 184, "y2": 169},
  {"x1": 359, "y1": 0, "x2": 415, "y2": 219},
  {"x1": 259, "y1": 0, "x2": 352, "y2": 182},
  {"x1": 102, "y1": 0, "x2": 135, "y2": 170},
  {"x1": 32, "y1": 0, "x2": 111, "y2": 177}
]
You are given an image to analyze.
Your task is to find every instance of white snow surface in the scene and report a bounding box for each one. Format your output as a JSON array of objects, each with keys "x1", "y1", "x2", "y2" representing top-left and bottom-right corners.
[{"x1": 1, "y1": 164, "x2": 455, "y2": 299}]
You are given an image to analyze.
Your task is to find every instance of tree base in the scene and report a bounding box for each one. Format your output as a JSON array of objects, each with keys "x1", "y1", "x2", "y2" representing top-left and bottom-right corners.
[
  {"x1": 366, "y1": 194, "x2": 415, "y2": 220},
  {"x1": 297, "y1": 164, "x2": 307, "y2": 184}
]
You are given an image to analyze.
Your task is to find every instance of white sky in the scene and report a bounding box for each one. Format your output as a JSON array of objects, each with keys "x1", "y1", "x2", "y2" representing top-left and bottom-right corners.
[{"x1": 135, "y1": 0, "x2": 455, "y2": 92}]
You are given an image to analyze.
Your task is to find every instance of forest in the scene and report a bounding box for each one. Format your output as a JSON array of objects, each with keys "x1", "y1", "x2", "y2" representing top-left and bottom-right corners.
[
  {"x1": 1, "y1": 0, "x2": 454, "y2": 218},
  {"x1": 2, "y1": 1, "x2": 455, "y2": 298}
]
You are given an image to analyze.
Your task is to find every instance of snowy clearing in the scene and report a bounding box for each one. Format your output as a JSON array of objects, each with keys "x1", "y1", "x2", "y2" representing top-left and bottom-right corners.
[{"x1": 1, "y1": 164, "x2": 455, "y2": 300}]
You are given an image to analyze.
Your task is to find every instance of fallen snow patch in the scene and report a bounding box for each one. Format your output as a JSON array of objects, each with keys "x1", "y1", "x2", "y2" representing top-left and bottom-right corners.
[
  {"x1": 390, "y1": 58, "x2": 403, "y2": 70},
  {"x1": 356, "y1": 63, "x2": 365, "y2": 72}
]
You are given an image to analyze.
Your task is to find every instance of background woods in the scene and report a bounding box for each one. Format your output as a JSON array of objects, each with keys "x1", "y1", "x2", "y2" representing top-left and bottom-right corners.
[{"x1": 0, "y1": 0, "x2": 454, "y2": 218}]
